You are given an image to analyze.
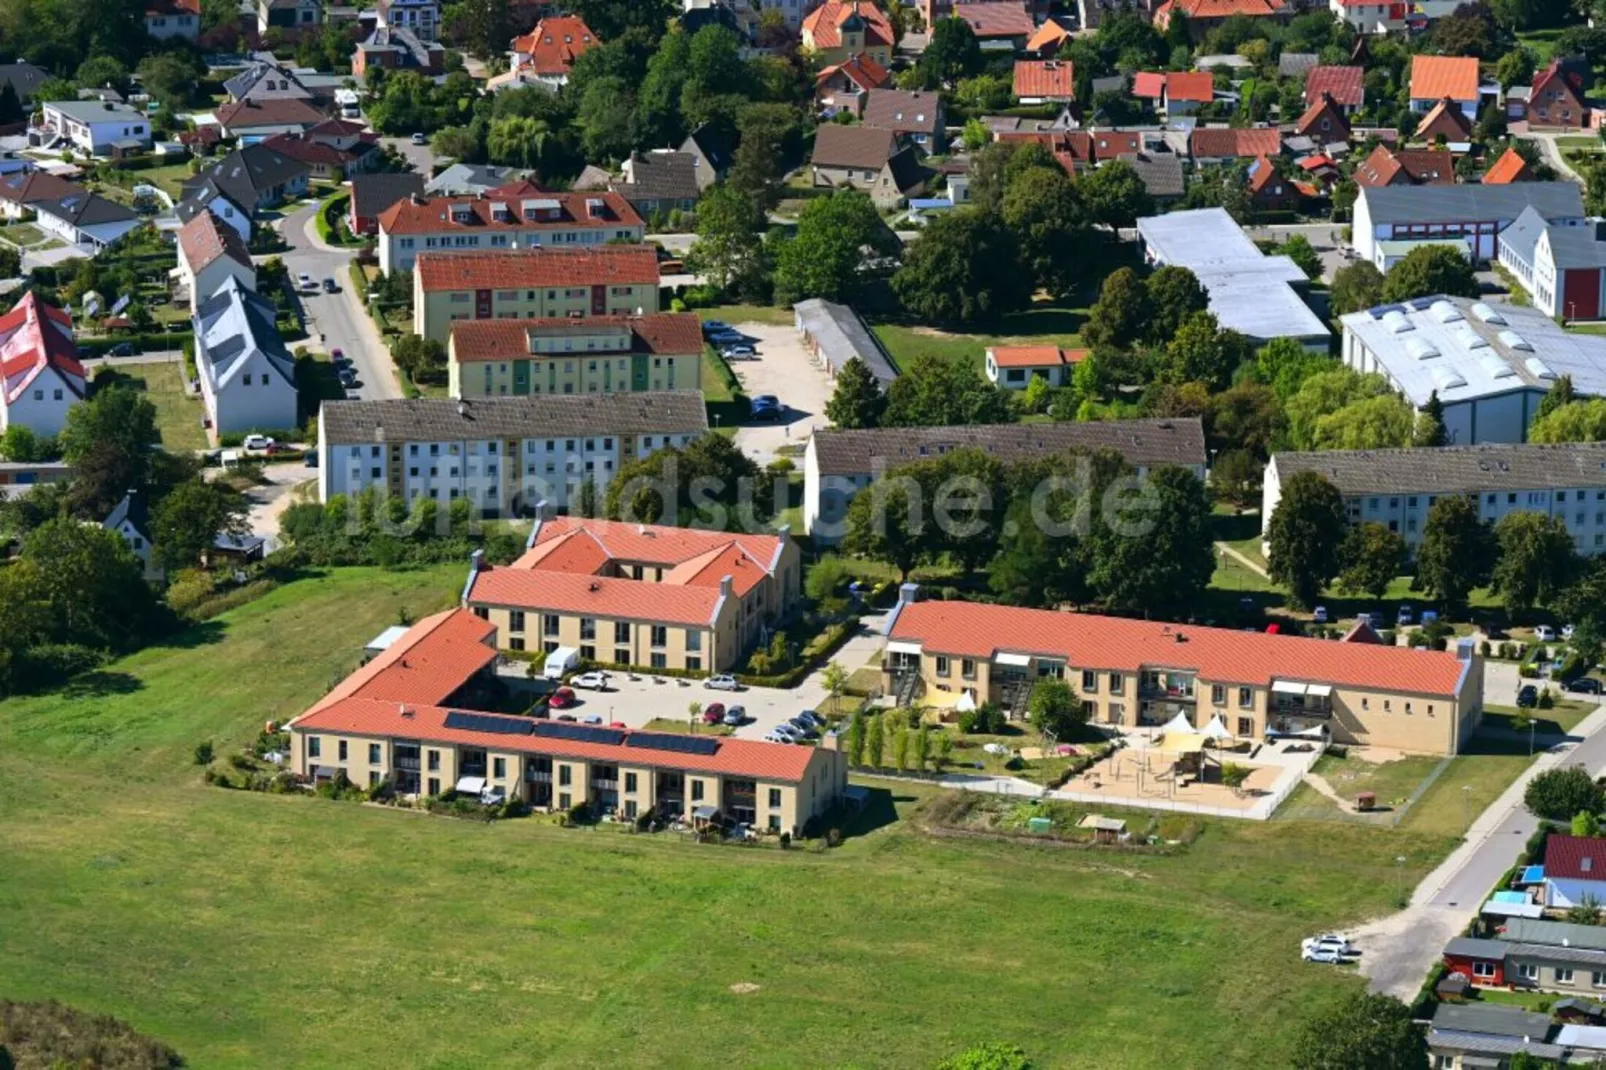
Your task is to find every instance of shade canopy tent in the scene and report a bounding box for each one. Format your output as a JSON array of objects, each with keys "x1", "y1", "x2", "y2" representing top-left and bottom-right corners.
[
  {"x1": 1159, "y1": 711, "x2": 1194, "y2": 735},
  {"x1": 955, "y1": 691, "x2": 977, "y2": 712},
  {"x1": 1200, "y1": 715, "x2": 1234, "y2": 741},
  {"x1": 1157, "y1": 732, "x2": 1207, "y2": 755}
]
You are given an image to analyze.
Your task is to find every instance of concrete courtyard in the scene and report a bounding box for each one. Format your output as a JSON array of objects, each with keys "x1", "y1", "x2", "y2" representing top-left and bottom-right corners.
[{"x1": 724, "y1": 320, "x2": 835, "y2": 464}]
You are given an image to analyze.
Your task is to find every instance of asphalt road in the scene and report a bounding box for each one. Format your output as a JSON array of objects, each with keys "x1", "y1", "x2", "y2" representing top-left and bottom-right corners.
[
  {"x1": 380, "y1": 135, "x2": 438, "y2": 177},
  {"x1": 275, "y1": 202, "x2": 402, "y2": 401}
]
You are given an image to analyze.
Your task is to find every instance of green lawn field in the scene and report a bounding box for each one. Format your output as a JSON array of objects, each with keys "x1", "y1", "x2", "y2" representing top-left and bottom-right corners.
[
  {"x1": 0, "y1": 565, "x2": 1490, "y2": 1067},
  {"x1": 873, "y1": 303, "x2": 1087, "y2": 374}
]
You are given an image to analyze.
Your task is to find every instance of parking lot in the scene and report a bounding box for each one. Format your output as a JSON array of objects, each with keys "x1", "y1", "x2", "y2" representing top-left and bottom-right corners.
[
  {"x1": 719, "y1": 321, "x2": 835, "y2": 463},
  {"x1": 534, "y1": 672, "x2": 830, "y2": 741}
]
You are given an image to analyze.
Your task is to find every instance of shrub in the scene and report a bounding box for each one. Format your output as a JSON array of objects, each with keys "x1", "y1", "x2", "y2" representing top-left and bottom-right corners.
[
  {"x1": 193, "y1": 740, "x2": 215, "y2": 765},
  {"x1": 0, "y1": 999, "x2": 184, "y2": 1069},
  {"x1": 228, "y1": 753, "x2": 253, "y2": 771},
  {"x1": 1526, "y1": 767, "x2": 1605, "y2": 821}
]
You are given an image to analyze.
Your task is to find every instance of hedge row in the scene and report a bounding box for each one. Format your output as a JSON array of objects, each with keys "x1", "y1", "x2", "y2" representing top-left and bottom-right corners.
[{"x1": 77, "y1": 330, "x2": 189, "y2": 357}]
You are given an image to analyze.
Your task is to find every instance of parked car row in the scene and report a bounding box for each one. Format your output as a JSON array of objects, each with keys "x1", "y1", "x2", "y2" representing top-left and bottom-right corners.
[
  {"x1": 1301, "y1": 933, "x2": 1357, "y2": 965},
  {"x1": 765, "y1": 709, "x2": 824, "y2": 745}
]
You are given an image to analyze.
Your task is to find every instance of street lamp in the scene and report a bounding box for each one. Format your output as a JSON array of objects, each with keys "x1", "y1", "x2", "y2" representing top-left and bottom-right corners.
[
  {"x1": 1462, "y1": 784, "x2": 1473, "y2": 833},
  {"x1": 1395, "y1": 855, "x2": 1407, "y2": 905}
]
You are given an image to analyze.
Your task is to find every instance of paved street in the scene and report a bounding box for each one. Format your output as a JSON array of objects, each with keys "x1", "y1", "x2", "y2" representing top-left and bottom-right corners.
[
  {"x1": 1355, "y1": 702, "x2": 1606, "y2": 998},
  {"x1": 274, "y1": 202, "x2": 402, "y2": 401}
]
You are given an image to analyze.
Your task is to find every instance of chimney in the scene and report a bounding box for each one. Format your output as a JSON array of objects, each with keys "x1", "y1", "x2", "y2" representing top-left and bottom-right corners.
[
  {"x1": 777, "y1": 524, "x2": 790, "y2": 545},
  {"x1": 719, "y1": 575, "x2": 733, "y2": 598},
  {"x1": 469, "y1": 548, "x2": 485, "y2": 572},
  {"x1": 374, "y1": 422, "x2": 385, "y2": 443},
  {"x1": 1457, "y1": 638, "x2": 1476, "y2": 661},
  {"x1": 898, "y1": 581, "x2": 919, "y2": 605}
]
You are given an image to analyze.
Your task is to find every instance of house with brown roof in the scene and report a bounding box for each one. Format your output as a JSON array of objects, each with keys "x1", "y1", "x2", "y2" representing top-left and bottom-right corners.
[
  {"x1": 490, "y1": 15, "x2": 597, "y2": 91},
  {"x1": 862, "y1": 89, "x2": 947, "y2": 153},
  {"x1": 1013, "y1": 59, "x2": 1075, "y2": 104},
  {"x1": 377, "y1": 184, "x2": 645, "y2": 273},
  {"x1": 1295, "y1": 93, "x2": 1350, "y2": 144},
  {"x1": 0, "y1": 170, "x2": 84, "y2": 222},
  {"x1": 1247, "y1": 155, "x2": 1298, "y2": 213},
  {"x1": 950, "y1": 1, "x2": 1034, "y2": 49},
  {"x1": 802, "y1": 1, "x2": 894, "y2": 66},
  {"x1": 1415, "y1": 97, "x2": 1474, "y2": 145},
  {"x1": 1189, "y1": 126, "x2": 1281, "y2": 164},
  {"x1": 411, "y1": 244, "x2": 661, "y2": 343},
  {"x1": 463, "y1": 515, "x2": 803, "y2": 675},
  {"x1": 880, "y1": 586, "x2": 1483, "y2": 752},
  {"x1": 214, "y1": 97, "x2": 326, "y2": 139},
  {"x1": 1304, "y1": 65, "x2": 1364, "y2": 113},
  {"x1": 349, "y1": 171, "x2": 425, "y2": 235},
  {"x1": 176, "y1": 209, "x2": 255, "y2": 312},
  {"x1": 984, "y1": 345, "x2": 1085, "y2": 389},
  {"x1": 448, "y1": 314, "x2": 703, "y2": 397},
  {"x1": 870, "y1": 146, "x2": 931, "y2": 209},
  {"x1": 261, "y1": 120, "x2": 381, "y2": 179},
  {"x1": 1153, "y1": 0, "x2": 1288, "y2": 41},
  {"x1": 285, "y1": 606, "x2": 848, "y2": 827},
  {"x1": 811, "y1": 123, "x2": 900, "y2": 191},
  {"x1": 1483, "y1": 146, "x2": 1534, "y2": 185},
  {"x1": 815, "y1": 52, "x2": 891, "y2": 116},
  {"x1": 1161, "y1": 71, "x2": 1215, "y2": 118},
  {"x1": 1410, "y1": 56, "x2": 1481, "y2": 120},
  {"x1": 1353, "y1": 144, "x2": 1456, "y2": 188},
  {"x1": 1524, "y1": 60, "x2": 1589, "y2": 130}
]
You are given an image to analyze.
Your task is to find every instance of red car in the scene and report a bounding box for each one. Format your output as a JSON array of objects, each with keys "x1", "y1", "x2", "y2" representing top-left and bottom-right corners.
[
  {"x1": 549, "y1": 687, "x2": 576, "y2": 710},
  {"x1": 702, "y1": 702, "x2": 726, "y2": 724},
  {"x1": 609, "y1": 721, "x2": 627, "y2": 729}
]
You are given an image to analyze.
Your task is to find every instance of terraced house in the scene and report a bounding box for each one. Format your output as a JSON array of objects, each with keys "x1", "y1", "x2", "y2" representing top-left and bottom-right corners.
[
  {"x1": 881, "y1": 588, "x2": 1483, "y2": 755},
  {"x1": 378, "y1": 182, "x2": 643, "y2": 273},
  {"x1": 463, "y1": 516, "x2": 802, "y2": 672},
  {"x1": 286, "y1": 607, "x2": 849, "y2": 829},
  {"x1": 448, "y1": 314, "x2": 702, "y2": 398},
  {"x1": 316, "y1": 391, "x2": 708, "y2": 515},
  {"x1": 411, "y1": 245, "x2": 660, "y2": 343}
]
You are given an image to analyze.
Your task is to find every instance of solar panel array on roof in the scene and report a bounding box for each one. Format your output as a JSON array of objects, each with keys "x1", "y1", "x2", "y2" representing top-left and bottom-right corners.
[
  {"x1": 624, "y1": 732, "x2": 721, "y2": 756},
  {"x1": 443, "y1": 711, "x2": 536, "y2": 735},
  {"x1": 531, "y1": 721, "x2": 626, "y2": 745}
]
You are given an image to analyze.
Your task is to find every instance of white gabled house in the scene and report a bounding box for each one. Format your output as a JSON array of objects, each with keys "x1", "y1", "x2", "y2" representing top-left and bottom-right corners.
[
  {"x1": 103, "y1": 489, "x2": 164, "y2": 582},
  {"x1": 32, "y1": 190, "x2": 141, "y2": 250},
  {"x1": 0, "y1": 291, "x2": 86, "y2": 437},
  {"x1": 194, "y1": 277, "x2": 299, "y2": 438},
  {"x1": 177, "y1": 209, "x2": 256, "y2": 312}
]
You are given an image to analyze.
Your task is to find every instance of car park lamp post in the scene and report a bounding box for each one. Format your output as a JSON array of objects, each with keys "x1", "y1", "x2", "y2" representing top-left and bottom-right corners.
[
  {"x1": 1395, "y1": 855, "x2": 1407, "y2": 904},
  {"x1": 1462, "y1": 784, "x2": 1472, "y2": 832}
]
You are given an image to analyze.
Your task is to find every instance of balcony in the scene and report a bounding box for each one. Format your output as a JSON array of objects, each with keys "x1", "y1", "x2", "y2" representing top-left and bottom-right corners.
[
  {"x1": 394, "y1": 756, "x2": 422, "y2": 773},
  {"x1": 1139, "y1": 679, "x2": 1196, "y2": 701},
  {"x1": 1272, "y1": 682, "x2": 1333, "y2": 718}
]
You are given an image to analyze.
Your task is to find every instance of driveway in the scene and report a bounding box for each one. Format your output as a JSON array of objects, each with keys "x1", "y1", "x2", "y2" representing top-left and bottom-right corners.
[
  {"x1": 233, "y1": 459, "x2": 314, "y2": 545},
  {"x1": 380, "y1": 136, "x2": 438, "y2": 177},
  {"x1": 723, "y1": 321, "x2": 834, "y2": 464},
  {"x1": 1353, "y1": 701, "x2": 1606, "y2": 998},
  {"x1": 274, "y1": 202, "x2": 402, "y2": 401}
]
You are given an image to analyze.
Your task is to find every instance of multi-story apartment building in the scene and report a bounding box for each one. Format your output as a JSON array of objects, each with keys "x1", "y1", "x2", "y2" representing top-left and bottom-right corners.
[
  {"x1": 285, "y1": 607, "x2": 850, "y2": 830},
  {"x1": 881, "y1": 586, "x2": 1483, "y2": 755},
  {"x1": 316, "y1": 391, "x2": 708, "y2": 516},
  {"x1": 448, "y1": 315, "x2": 702, "y2": 398},
  {"x1": 1264, "y1": 442, "x2": 1606, "y2": 556},
  {"x1": 802, "y1": 418, "x2": 1209, "y2": 544},
  {"x1": 463, "y1": 516, "x2": 803, "y2": 673},
  {"x1": 377, "y1": 183, "x2": 644, "y2": 273},
  {"x1": 411, "y1": 245, "x2": 661, "y2": 343}
]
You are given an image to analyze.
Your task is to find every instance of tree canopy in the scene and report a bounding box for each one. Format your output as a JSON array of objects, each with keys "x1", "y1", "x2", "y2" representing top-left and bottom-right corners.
[{"x1": 1267, "y1": 471, "x2": 1346, "y2": 608}]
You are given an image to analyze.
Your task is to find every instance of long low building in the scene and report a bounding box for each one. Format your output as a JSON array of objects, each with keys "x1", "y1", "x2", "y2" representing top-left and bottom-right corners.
[
  {"x1": 1134, "y1": 207, "x2": 1330, "y2": 349},
  {"x1": 287, "y1": 607, "x2": 847, "y2": 832},
  {"x1": 1443, "y1": 917, "x2": 1606, "y2": 997},
  {"x1": 1264, "y1": 441, "x2": 1606, "y2": 554},
  {"x1": 448, "y1": 313, "x2": 702, "y2": 398},
  {"x1": 463, "y1": 514, "x2": 801, "y2": 672},
  {"x1": 802, "y1": 417, "x2": 1209, "y2": 543},
  {"x1": 1352, "y1": 180, "x2": 1585, "y2": 263},
  {"x1": 1341, "y1": 294, "x2": 1606, "y2": 443},
  {"x1": 316, "y1": 391, "x2": 708, "y2": 515},
  {"x1": 882, "y1": 586, "x2": 1483, "y2": 755},
  {"x1": 793, "y1": 298, "x2": 899, "y2": 387}
]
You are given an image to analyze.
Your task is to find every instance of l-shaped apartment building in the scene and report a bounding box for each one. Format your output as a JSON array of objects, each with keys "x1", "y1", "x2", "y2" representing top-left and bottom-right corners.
[
  {"x1": 882, "y1": 587, "x2": 1483, "y2": 755},
  {"x1": 286, "y1": 607, "x2": 847, "y2": 832}
]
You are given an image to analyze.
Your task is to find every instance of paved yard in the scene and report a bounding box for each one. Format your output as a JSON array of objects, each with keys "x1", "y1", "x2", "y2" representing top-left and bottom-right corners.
[{"x1": 724, "y1": 321, "x2": 834, "y2": 463}]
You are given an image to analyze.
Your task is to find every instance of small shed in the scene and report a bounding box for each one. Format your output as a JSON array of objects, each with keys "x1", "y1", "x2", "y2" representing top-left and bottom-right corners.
[
  {"x1": 1078, "y1": 814, "x2": 1127, "y2": 843},
  {"x1": 1435, "y1": 971, "x2": 1470, "y2": 1001},
  {"x1": 365, "y1": 625, "x2": 410, "y2": 656}
]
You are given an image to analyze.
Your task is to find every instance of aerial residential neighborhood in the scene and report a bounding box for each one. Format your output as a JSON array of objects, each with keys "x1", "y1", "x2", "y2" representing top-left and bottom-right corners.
[{"x1": 13, "y1": 0, "x2": 1606, "y2": 1065}]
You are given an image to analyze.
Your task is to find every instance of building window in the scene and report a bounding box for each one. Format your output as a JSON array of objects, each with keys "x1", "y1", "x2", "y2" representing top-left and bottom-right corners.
[
  {"x1": 651, "y1": 625, "x2": 667, "y2": 647},
  {"x1": 614, "y1": 647, "x2": 629, "y2": 664},
  {"x1": 961, "y1": 658, "x2": 976, "y2": 679},
  {"x1": 558, "y1": 765, "x2": 571, "y2": 786},
  {"x1": 1238, "y1": 687, "x2": 1252, "y2": 709},
  {"x1": 559, "y1": 792, "x2": 571, "y2": 809},
  {"x1": 1237, "y1": 716, "x2": 1254, "y2": 737},
  {"x1": 692, "y1": 780, "x2": 704, "y2": 801},
  {"x1": 650, "y1": 652, "x2": 667, "y2": 669},
  {"x1": 308, "y1": 736, "x2": 321, "y2": 758},
  {"x1": 580, "y1": 618, "x2": 596, "y2": 640},
  {"x1": 1592, "y1": 971, "x2": 1606, "y2": 987},
  {"x1": 625, "y1": 772, "x2": 637, "y2": 793},
  {"x1": 614, "y1": 621, "x2": 630, "y2": 643},
  {"x1": 1473, "y1": 961, "x2": 1496, "y2": 978},
  {"x1": 427, "y1": 749, "x2": 439, "y2": 771},
  {"x1": 1109, "y1": 672, "x2": 1123, "y2": 694},
  {"x1": 768, "y1": 788, "x2": 782, "y2": 808},
  {"x1": 427, "y1": 777, "x2": 440, "y2": 795},
  {"x1": 368, "y1": 743, "x2": 381, "y2": 764},
  {"x1": 581, "y1": 645, "x2": 595, "y2": 661},
  {"x1": 510, "y1": 637, "x2": 525, "y2": 652},
  {"x1": 1081, "y1": 669, "x2": 1096, "y2": 692},
  {"x1": 1518, "y1": 963, "x2": 1539, "y2": 981},
  {"x1": 493, "y1": 757, "x2": 506, "y2": 779},
  {"x1": 935, "y1": 655, "x2": 950, "y2": 677},
  {"x1": 337, "y1": 740, "x2": 347, "y2": 761},
  {"x1": 1558, "y1": 968, "x2": 1576, "y2": 984},
  {"x1": 1211, "y1": 684, "x2": 1226, "y2": 705},
  {"x1": 544, "y1": 614, "x2": 560, "y2": 637},
  {"x1": 509, "y1": 610, "x2": 525, "y2": 632},
  {"x1": 686, "y1": 656, "x2": 701, "y2": 671}
]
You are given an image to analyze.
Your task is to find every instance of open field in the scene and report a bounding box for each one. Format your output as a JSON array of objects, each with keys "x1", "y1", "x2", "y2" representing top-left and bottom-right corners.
[
  {"x1": 0, "y1": 222, "x2": 47, "y2": 247},
  {"x1": 0, "y1": 566, "x2": 1504, "y2": 1067},
  {"x1": 94, "y1": 360, "x2": 208, "y2": 453},
  {"x1": 872, "y1": 303, "x2": 1087, "y2": 373}
]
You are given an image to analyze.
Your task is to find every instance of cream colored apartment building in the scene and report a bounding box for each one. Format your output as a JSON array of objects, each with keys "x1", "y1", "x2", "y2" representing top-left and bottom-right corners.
[{"x1": 448, "y1": 314, "x2": 702, "y2": 398}]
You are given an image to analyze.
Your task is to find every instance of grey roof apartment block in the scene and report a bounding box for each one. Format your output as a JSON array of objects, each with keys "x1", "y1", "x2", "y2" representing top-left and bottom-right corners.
[{"x1": 319, "y1": 391, "x2": 709, "y2": 445}]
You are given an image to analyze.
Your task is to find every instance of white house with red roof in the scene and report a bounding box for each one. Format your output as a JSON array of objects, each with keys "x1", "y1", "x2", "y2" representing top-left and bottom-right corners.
[
  {"x1": 491, "y1": 15, "x2": 597, "y2": 92},
  {"x1": 802, "y1": 1, "x2": 895, "y2": 67},
  {"x1": 984, "y1": 344, "x2": 1085, "y2": 388},
  {"x1": 0, "y1": 292, "x2": 86, "y2": 437},
  {"x1": 144, "y1": 0, "x2": 199, "y2": 39},
  {"x1": 177, "y1": 209, "x2": 257, "y2": 312},
  {"x1": 1542, "y1": 835, "x2": 1606, "y2": 910},
  {"x1": 881, "y1": 587, "x2": 1482, "y2": 753}
]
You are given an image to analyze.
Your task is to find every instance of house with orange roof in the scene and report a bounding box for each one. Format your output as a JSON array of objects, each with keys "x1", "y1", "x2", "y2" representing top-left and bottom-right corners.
[
  {"x1": 285, "y1": 610, "x2": 848, "y2": 827},
  {"x1": 447, "y1": 313, "x2": 703, "y2": 397},
  {"x1": 881, "y1": 585, "x2": 1484, "y2": 754},
  {"x1": 0, "y1": 292, "x2": 85, "y2": 437},
  {"x1": 1189, "y1": 126, "x2": 1281, "y2": 164},
  {"x1": 377, "y1": 185, "x2": 644, "y2": 273},
  {"x1": 1247, "y1": 156, "x2": 1298, "y2": 213},
  {"x1": 815, "y1": 52, "x2": 891, "y2": 116},
  {"x1": 801, "y1": 1, "x2": 894, "y2": 67},
  {"x1": 1153, "y1": 0, "x2": 1288, "y2": 40},
  {"x1": 492, "y1": 15, "x2": 597, "y2": 91},
  {"x1": 411, "y1": 245, "x2": 660, "y2": 342},
  {"x1": 1409, "y1": 56, "x2": 1481, "y2": 120},
  {"x1": 984, "y1": 344, "x2": 1085, "y2": 389},
  {"x1": 1294, "y1": 93, "x2": 1350, "y2": 143},
  {"x1": 1523, "y1": 60, "x2": 1589, "y2": 130},
  {"x1": 1414, "y1": 96, "x2": 1474, "y2": 144},
  {"x1": 463, "y1": 515, "x2": 802, "y2": 673},
  {"x1": 1132, "y1": 71, "x2": 1166, "y2": 104},
  {"x1": 1483, "y1": 147, "x2": 1534, "y2": 185},
  {"x1": 1012, "y1": 59, "x2": 1075, "y2": 104},
  {"x1": 1026, "y1": 16, "x2": 1074, "y2": 55},
  {"x1": 1161, "y1": 71, "x2": 1215, "y2": 118},
  {"x1": 1353, "y1": 144, "x2": 1456, "y2": 188}
]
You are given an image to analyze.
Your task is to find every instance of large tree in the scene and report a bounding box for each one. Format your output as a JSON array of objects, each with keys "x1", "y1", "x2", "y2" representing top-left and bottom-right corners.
[
  {"x1": 1336, "y1": 522, "x2": 1408, "y2": 600},
  {"x1": 772, "y1": 191, "x2": 895, "y2": 305},
  {"x1": 824, "y1": 357, "x2": 887, "y2": 429},
  {"x1": 841, "y1": 478, "x2": 925, "y2": 579},
  {"x1": 685, "y1": 183, "x2": 770, "y2": 300},
  {"x1": 892, "y1": 210, "x2": 1032, "y2": 325},
  {"x1": 1144, "y1": 265, "x2": 1209, "y2": 346},
  {"x1": 1027, "y1": 676, "x2": 1084, "y2": 737},
  {"x1": 1161, "y1": 311, "x2": 1250, "y2": 390},
  {"x1": 1291, "y1": 992, "x2": 1427, "y2": 1070},
  {"x1": 918, "y1": 15, "x2": 983, "y2": 87},
  {"x1": 60, "y1": 384, "x2": 161, "y2": 520},
  {"x1": 1525, "y1": 766, "x2": 1606, "y2": 822},
  {"x1": 1530, "y1": 398, "x2": 1606, "y2": 443},
  {"x1": 883, "y1": 353, "x2": 1011, "y2": 427},
  {"x1": 1082, "y1": 267, "x2": 1152, "y2": 351},
  {"x1": 1415, "y1": 494, "x2": 1498, "y2": 613},
  {"x1": 1330, "y1": 260, "x2": 1385, "y2": 316},
  {"x1": 604, "y1": 433, "x2": 767, "y2": 528},
  {"x1": 20, "y1": 518, "x2": 161, "y2": 652},
  {"x1": 1084, "y1": 465, "x2": 1215, "y2": 614},
  {"x1": 1380, "y1": 244, "x2": 1480, "y2": 302},
  {"x1": 1492, "y1": 511, "x2": 1577, "y2": 616},
  {"x1": 1077, "y1": 158, "x2": 1155, "y2": 230},
  {"x1": 152, "y1": 479, "x2": 249, "y2": 573},
  {"x1": 567, "y1": 0, "x2": 678, "y2": 40},
  {"x1": 1413, "y1": 390, "x2": 1450, "y2": 447},
  {"x1": 1000, "y1": 166, "x2": 1090, "y2": 298},
  {"x1": 1267, "y1": 470, "x2": 1347, "y2": 608}
]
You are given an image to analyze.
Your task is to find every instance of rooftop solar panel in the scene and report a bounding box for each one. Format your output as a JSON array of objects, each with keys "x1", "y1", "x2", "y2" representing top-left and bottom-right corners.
[
  {"x1": 624, "y1": 732, "x2": 721, "y2": 756},
  {"x1": 443, "y1": 711, "x2": 535, "y2": 735},
  {"x1": 531, "y1": 721, "x2": 626, "y2": 746}
]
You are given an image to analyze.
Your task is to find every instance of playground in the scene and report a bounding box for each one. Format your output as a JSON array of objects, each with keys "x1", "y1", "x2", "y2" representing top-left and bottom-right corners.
[{"x1": 1051, "y1": 719, "x2": 1321, "y2": 818}]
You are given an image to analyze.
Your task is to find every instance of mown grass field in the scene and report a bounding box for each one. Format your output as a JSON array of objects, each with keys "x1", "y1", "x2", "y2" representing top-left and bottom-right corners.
[
  {"x1": 872, "y1": 303, "x2": 1087, "y2": 374},
  {"x1": 94, "y1": 360, "x2": 208, "y2": 453},
  {"x1": 0, "y1": 565, "x2": 1495, "y2": 1067}
]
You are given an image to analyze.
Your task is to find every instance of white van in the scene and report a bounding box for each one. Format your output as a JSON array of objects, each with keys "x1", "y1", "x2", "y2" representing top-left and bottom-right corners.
[{"x1": 543, "y1": 646, "x2": 579, "y2": 679}]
